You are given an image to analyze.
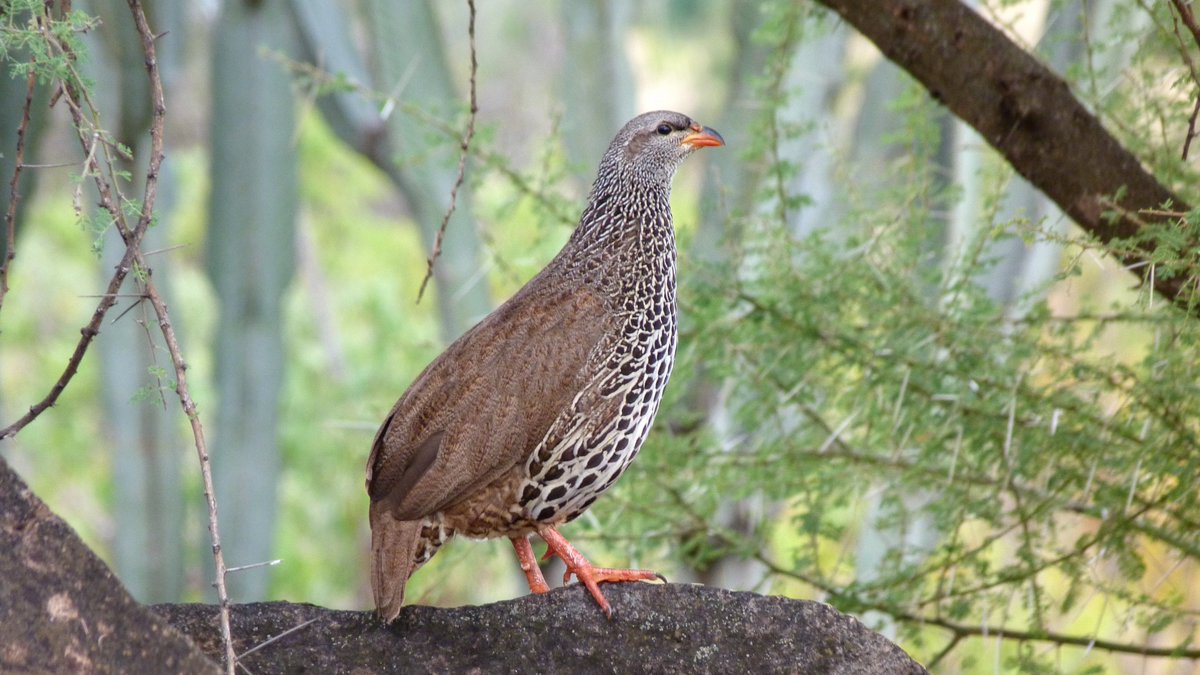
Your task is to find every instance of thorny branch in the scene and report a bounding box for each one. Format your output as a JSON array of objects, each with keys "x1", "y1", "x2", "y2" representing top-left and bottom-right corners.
[
  {"x1": 416, "y1": 0, "x2": 478, "y2": 303},
  {"x1": 1168, "y1": 0, "x2": 1200, "y2": 159},
  {"x1": 0, "y1": 2, "x2": 238, "y2": 673},
  {"x1": 124, "y1": 6, "x2": 238, "y2": 671},
  {"x1": 641, "y1": 481, "x2": 1200, "y2": 663},
  {"x1": 0, "y1": 8, "x2": 142, "y2": 440},
  {"x1": 268, "y1": 51, "x2": 577, "y2": 228},
  {"x1": 1185, "y1": 96, "x2": 1200, "y2": 161},
  {"x1": 0, "y1": 70, "x2": 35, "y2": 313}
]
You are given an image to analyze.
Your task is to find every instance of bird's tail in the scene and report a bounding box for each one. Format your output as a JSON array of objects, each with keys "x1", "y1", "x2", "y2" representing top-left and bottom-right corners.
[
  {"x1": 370, "y1": 505, "x2": 422, "y2": 623},
  {"x1": 369, "y1": 504, "x2": 452, "y2": 622}
]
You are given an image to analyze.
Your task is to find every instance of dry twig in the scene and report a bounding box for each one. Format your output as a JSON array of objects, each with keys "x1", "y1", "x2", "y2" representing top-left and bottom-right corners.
[
  {"x1": 416, "y1": 0, "x2": 479, "y2": 303},
  {"x1": 0, "y1": 2, "x2": 238, "y2": 672},
  {"x1": 1169, "y1": 0, "x2": 1200, "y2": 159},
  {"x1": 0, "y1": 70, "x2": 36, "y2": 313},
  {"x1": 0, "y1": 5, "x2": 145, "y2": 440},
  {"x1": 122, "y1": 3, "x2": 236, "y2": 671}
]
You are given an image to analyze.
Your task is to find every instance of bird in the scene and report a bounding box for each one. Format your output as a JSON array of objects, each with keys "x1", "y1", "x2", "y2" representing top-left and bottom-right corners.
[{"x1": 366, "y1": 110, "x2": 724, "y2": 622}]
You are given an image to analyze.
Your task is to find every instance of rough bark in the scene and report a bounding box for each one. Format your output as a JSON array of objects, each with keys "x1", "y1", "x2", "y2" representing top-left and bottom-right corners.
[
  {"x1": 153, "y1": 586, "x2": 926, "y2": 674},
  {"x1": 814, "y1": 0, "x2": 1196, "y2": 314},
  {"x1": 0, "y1": 456, "x2": 217, "y2": 675},
  {"x1": 1, "y1": 454, "x2": 925, "y2": 674}
]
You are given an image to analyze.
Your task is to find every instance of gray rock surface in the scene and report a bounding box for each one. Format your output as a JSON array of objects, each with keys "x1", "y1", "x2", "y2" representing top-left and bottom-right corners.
[
  {"x1": 2, "y1": 453, "x2": 926, "y2": 674},
  {"x1": 0, "y1": 455, "x2": 218, "y2": 674},
  {"x1": 154, "y1": 585, "x2": 927, "y2": 674}
]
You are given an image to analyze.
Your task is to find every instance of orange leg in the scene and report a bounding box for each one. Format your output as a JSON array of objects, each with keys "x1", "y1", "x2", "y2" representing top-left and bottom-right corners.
[
  {"x1": 510, "y1": 535, "x2": 550, "y2": 594},
  {"x1": 538, "y1": 525, "x2": 661, "y2": 618}
]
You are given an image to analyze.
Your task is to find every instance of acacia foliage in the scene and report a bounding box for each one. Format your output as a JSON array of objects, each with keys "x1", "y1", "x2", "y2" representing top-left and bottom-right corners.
[{"x1": 596, "y1": 1, "x2": 1200, "y2": 670}]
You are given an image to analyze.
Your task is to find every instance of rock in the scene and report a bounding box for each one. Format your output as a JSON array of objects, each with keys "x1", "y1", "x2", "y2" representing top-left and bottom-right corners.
[
  {"x1": 154, "y1": 585, "x2": 927, "y2": 674},
  {"x1": 0, "y1": 455, "x2": 218, "y2": 674},
  {"x1": 1, "y1": 454, "x2": 925, "y2": 674}
]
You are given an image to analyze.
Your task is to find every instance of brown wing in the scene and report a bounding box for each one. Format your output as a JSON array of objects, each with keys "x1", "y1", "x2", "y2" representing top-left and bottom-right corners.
[{"x1": 366, "y1": 279, "x2": 613, "y2": 521}]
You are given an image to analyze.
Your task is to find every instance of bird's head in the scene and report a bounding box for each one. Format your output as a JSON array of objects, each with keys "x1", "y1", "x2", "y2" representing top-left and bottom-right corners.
[{"x1": 598, "y1": 110, "x2": 724, "y2": 190}]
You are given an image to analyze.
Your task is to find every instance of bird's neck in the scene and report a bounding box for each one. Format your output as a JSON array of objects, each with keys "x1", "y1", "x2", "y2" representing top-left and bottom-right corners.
[
  {"x1": 568, "y1": 179, "x2": 674, "y2": 261},
  {"x1": 556, "y1": 179, "x2": 677, "y2": 316}
]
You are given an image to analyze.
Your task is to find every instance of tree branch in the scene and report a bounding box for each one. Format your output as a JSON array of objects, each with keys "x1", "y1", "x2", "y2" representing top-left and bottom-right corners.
[
  {"x1": 813, "y1": 0, "x2": 1197, "y2": 315},
  {"x1": 0, "y1": 4, "x2": 145, "y2": 440},
  {"x1": 0, "y1": 3, "x2": 238, "y2": 672},
  {"x1": 643, "y1": 459, "x2": 1200, "y2": 664},
  {"x1": 416, "y1": 0, "x2": 478, "y2": 303},
  {"x1": 886, "y1": 608, "x2": 1200, "y2": 660},
  {"x1": 1169, "y1": 0, "x2": 1200, "y2": 160},
  {"x1": 746, "y1": 516, "x2": 1200, "y2": 661},
  {"x1": 122, "y1": 3, "x2": 236, "y2": 672},
  {"x1": 0, "y1": 69, "x2": 35, "y2": 313}
]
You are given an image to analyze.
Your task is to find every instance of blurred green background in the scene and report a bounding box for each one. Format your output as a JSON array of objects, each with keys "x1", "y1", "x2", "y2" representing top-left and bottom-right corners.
[{"x1": 2, "y1": 1, "x2": 1198, "y2": 672}]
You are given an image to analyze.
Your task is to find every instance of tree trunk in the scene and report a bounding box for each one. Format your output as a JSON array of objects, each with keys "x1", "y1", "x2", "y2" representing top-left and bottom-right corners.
[
  {"x1": 813, "y1": 0, "x2": 1194, "y2": 314},
  {"x1": 205, "y1": 0, "x2": 299, "y2": 601},
  {"x1": 559, "y1": 0, "x2": 635, "y2": 175},
  {"x1": 289, "y1": 0, "x2": 494, "y2": 342}
]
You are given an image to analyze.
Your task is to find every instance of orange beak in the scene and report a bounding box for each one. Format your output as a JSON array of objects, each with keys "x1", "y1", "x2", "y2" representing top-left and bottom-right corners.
[{"x1": 682, "y1": 123, "x2": 725, "y2": 148}]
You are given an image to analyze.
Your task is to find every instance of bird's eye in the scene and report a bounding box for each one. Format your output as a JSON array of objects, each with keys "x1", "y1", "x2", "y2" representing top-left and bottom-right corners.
[{"x1": 656, "y1": 123, "x2": 672, "y2": 135}]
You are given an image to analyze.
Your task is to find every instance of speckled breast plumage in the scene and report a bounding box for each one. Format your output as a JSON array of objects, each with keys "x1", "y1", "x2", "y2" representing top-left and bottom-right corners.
[
  {"x1": 413, "y1": 208, "x2": 679, "y2": 557},
  {"x1": 517, "y1": 303, "x2": 677, "y2": 525},
  {"x1": 405, "y1": 305, "x2": 677, "y2": 567}
]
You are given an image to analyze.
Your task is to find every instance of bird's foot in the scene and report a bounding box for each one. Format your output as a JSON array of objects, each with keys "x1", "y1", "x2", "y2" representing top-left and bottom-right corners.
[
  {"x1": 537, "y1": 525, "x2": 662, "y2": 619},
  {"x1": 510, "y1": 535, "x2": 551, "y2": 594},
  {"x1": 567, "y1": 565, "x2": 664, "y2": 586}
]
